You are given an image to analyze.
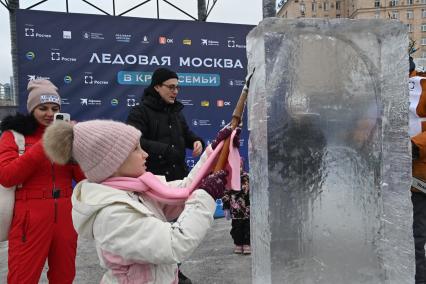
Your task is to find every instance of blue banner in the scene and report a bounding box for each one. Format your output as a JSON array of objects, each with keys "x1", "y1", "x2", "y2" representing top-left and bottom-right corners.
[{"x1": 16, "y1": 10, "x2": 252, "y2": 169}]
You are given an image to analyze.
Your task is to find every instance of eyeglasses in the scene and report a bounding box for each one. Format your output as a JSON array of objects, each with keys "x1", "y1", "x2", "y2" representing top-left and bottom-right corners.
[{"x1": 161, "y1": 84, "x2": 180, "y2": 91}]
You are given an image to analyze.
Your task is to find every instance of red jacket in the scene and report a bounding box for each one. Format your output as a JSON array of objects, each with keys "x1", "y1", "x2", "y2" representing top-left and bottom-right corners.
[{"x1": 0, "y1": 125, "x2": 84, "y2": 192}]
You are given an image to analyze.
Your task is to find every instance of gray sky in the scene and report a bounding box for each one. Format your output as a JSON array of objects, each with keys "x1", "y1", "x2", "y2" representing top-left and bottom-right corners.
[{"x1": 0, "y1": 0, "x2": 266, "y2": 83}]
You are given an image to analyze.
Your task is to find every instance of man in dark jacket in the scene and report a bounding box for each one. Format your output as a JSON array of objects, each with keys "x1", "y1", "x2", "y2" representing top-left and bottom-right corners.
[{"x1": 126, "y1": 67, "x2": 204, "y2": 181}]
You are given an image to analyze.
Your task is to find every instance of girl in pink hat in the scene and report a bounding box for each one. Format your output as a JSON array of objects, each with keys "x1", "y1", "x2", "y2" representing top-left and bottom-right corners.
[{"x1": 43, "y1": 119, "x2": 240, "y2": 284}]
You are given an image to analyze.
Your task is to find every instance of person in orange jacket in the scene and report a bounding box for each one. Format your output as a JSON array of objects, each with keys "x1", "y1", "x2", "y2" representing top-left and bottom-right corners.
[
  {"x1": 410, "y1": 55, "x2": 426, "y2": 284},
  {"x1": 0, "y1": 79, "x2": 85, "y2": 284}
]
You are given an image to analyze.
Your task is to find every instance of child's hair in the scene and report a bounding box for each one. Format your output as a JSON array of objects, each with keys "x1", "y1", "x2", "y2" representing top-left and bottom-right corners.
[{"x1": 43, "y1": 120, "x2": 141, "y2": 182}]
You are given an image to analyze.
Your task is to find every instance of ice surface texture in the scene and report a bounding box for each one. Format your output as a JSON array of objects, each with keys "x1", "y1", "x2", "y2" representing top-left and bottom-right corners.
[{"x1": 247, "y1": 18, "x2": 411, "y2": 284}]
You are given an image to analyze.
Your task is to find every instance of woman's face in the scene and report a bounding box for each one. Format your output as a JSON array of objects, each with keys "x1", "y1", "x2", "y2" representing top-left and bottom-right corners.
[
  {"x1": 32, "y1": 103, "x2": 60, "y2": 126},
  {"x1": 114, "y1": 144, "x2": 149, "y2": 178}
]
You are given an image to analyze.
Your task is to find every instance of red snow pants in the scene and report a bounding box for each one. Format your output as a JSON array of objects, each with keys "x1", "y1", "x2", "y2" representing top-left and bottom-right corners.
[{"x1": 7, "y1": 194, "x2": 77, "y2": 284}]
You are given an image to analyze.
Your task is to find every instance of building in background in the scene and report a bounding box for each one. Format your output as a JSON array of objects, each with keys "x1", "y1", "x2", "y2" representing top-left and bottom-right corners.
[
  {"x1": 0, "y1": 76, "x2": 17, "y2": 107},
  {"x1": 277, "y1": 0, "x2": 426, "y2": 67}
]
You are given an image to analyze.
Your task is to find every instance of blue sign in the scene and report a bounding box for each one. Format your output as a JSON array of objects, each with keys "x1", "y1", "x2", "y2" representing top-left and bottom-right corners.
[{"x1": 16, "y1": 10, "x2": 252, "y2": 169}]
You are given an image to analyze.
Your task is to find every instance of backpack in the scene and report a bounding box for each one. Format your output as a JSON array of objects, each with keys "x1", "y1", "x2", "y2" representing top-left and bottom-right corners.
[{"x1": 0, "y1": 131, "x2": 25, "y2": 242}]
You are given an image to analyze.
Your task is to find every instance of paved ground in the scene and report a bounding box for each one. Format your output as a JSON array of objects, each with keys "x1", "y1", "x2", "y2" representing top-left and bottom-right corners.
[{"x1": 0, "y1": 218, "x2": 251, "y2": 283}]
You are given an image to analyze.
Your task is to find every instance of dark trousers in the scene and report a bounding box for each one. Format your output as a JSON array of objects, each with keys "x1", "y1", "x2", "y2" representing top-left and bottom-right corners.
[
  {"x1": 412, "y1": 192, "x2": 426, "y2": 284},
  {"x1": 230, "y1": 219, "x2": 250, "y2": 246}
]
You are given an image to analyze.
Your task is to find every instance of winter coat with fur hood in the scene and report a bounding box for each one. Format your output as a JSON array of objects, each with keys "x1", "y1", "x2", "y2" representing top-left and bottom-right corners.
[
  {"x1": 0, "y1": 114, "x2": 85, "y2": 190},
  {"x1": 126, "y1": 87, "x2": 204, "y2": 181},
  {"x1": 71, "y1": 150, "x2": 216, "y2": 284}
]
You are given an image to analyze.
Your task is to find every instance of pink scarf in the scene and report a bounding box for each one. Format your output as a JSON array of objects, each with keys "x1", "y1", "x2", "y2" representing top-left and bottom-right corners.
[{"x1": 101, "y1": 131, "x2": 241, "y2": 205}]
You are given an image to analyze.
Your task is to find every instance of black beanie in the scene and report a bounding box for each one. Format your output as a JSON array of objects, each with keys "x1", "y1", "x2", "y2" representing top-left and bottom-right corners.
[
  {"x1": 410, "y1": 56, "x2": 416, "y2": 73},
  {"x1": 150, "y1": 68, "x2": 178, "y2": 87}
]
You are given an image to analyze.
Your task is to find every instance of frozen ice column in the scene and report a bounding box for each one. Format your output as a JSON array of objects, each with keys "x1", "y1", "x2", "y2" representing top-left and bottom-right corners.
[{"x1": 247, "y1": 18, "x2": 412, "y2": 284}]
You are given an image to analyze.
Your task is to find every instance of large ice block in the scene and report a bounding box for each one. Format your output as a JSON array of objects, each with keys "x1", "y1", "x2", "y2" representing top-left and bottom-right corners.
[{"x1": 247, "y1": 18, "x2": 412, "y2": 283}]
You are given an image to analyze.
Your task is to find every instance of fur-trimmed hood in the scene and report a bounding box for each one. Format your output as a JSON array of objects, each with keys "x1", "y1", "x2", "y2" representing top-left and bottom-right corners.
[{"x1": 0, "y1": 113, "x2": 39, "y2": 135}]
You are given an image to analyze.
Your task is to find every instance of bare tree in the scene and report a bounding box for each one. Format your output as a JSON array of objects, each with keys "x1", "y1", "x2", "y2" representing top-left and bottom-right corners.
[
  {"x1": 198, "y1": 0, "x2": 206, "y2": 21},
  {"x1": 8, "y1": 0, "x2": 19, "y2": 106}
]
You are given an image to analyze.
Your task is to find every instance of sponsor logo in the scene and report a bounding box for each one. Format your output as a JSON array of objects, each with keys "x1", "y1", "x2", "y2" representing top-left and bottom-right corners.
[
  {"x1": 111, "y1": 99, "x2": 119, "y2": 106},
  {"x1": 228, "y1": 79, "x2": 245, "y2": 87},
  {"x1": 227, "y1": 37, "x2": 246, "y2": 49},
  {"x1": 24, "y1": 25, "x2": 52, "y2": 38},
  {"x1": 180, "y1": 99, "x2": 194, "y2": 106},
  {"x1": 191, "y1": 119, "x2": 212, "y2": 127},
  {"x1": 27, "y1": 74, "x2": 50, "y2": 81},
  {"x1": 201, "y1": 38, "x2": 219, "y2": 46},
  {"x1": 186, "y1": 158, "x2": 195, "y2": 168},
  {"x1": 126, "y1": 95, "x2": 139, "y2": 107},
  {"x1": 63, "y1": 75, "x2": 72, "y2": 84},
  {"x1": 217, "y1": 100, "x2": 224, "y2": 107},
  {"x1": 127, "y1": 98, "x2": 137, "y2": 107},
  {"x1": 220, "y1": 120, "x2": 227, "y2": 127},
  {"x1": 25, "y1": 51, "x2": 35, "y2": 61},
  {"x1": 80, "y1": 98, "x2": 102, "y2": 106},
  {"x1": 50, "y1": 49, "x2": 77, "y2": 62},
  {"x1": 183, "y1": 39, "x2": 192, "y2": 45},
  {"x1": 159, "y1": 36, "x2": 173, "y2": 44},
  {"x1": 63, "y1": 31, "x2": 72, "y2": 39},
  {"x1": 115, "y1": 33, "x2": 131, "y2": 43},
  {"x1": 84, "y1": 72, "x2": 109, "y2": 85},
  {"x1": 82, "y1": 31, "x2": 104, "y2": 40},
  {"x1": 141, "y1": 36, "x2": 149, "y2": 44},
  {"x1": 118, "y1": 71, "x2": 220, "y2": 87},
  {"x1": 201, "y1": 101, "x2": 209, "y2": 107}
]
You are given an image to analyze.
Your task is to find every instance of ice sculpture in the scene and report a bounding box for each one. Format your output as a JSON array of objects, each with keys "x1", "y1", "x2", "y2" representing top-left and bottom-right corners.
[{"x1": 247, "y1": 18, "x2": 412, "y2": 283}]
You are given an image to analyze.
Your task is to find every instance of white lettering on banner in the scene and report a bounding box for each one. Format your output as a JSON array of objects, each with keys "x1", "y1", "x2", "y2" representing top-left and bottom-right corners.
[
  {"x1": 89, "y1": 53, "x2": 171, "y2": 66},
  {"x1": 179, "y1": 57, "x2": 243, "y2": 69},
  {"x1": 178, "y1": 75, "x2": 217, "y2": 85}
]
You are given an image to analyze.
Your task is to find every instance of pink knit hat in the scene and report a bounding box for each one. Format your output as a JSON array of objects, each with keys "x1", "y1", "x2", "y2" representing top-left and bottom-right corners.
[
  {"x1": 27, "y1": 79, "x2": 61, "y2": 113},
  {"x1": 73, "y1": 120, "x2": 141, "y2": 182}
]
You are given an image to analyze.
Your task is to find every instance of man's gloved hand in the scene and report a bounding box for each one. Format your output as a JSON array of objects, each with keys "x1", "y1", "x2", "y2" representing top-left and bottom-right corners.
[
  {"x1": 199, "y1": 170, "x2": 228, "y2": 200},
  {"x1": 211, "y1": 124, "x2": 241, "y2": 150}
]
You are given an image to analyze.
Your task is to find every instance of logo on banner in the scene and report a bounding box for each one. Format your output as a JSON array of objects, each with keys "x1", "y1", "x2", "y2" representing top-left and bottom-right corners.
[
  {"x1": 183, "y1": 39, "x2": 192, "y2": 45},
  {"x1": 63, "y1": 31, "x2": 72, "y2": 39},
  {"x1": 201, "y1": 101, "x2": 209, "y2": 107},
  {"x1": 220, "y1": 120, "x2": 226, "y2": 127},
  {"x1": 63, "y1": 75, "x2": 72, "y2": 84},
  {"x1": 201, "y1": 38, "x2": 219, "y2": 46},
  {"x1": 216, "y1": 100, "x2": 231, "y2": 107},
  {"x1": 115, "y1": 33, "x2": 131, "y2": 43},
  {"x1": 227, "y1": 37, "x2": 246, "y2": 49},
  {"x1": 126, "y1": 95, "x2": 139, "y2": 107},
  {"x1": 84, "y1": 73, "x2": 109, "y2": 85},
  {"x1": 24, "y1": 25, "x2": 52, "y2": 38},
  {"x1": 80, "y1": 98, "x2": 102, "y2": 106},
  {"x1": 111, "y1": 99, "x2": 119, "y2": 106},
  {"x1": 159, "y1": 36, "x2": 173, "y2": 44},
  {"x1": 141, "y1": 36, "x2": 149, "y2": 44},
  {"x1": 191, "y1": 119, "x2": 211, "y2": 127},
  {"x1": 228, "y1": 79, "x2": 245, "y2": 87},
  {"x1": 186, "y1": 159, "x2": 195, "y2": 168},
  {"x1": 82, "y1": 31, "x2": 104, "y2": 40},
  {"x1": 180, "y1": 99, "x2": 194, "y2": 106},
  {"x1": 25, "y1": 51, "x2": 35, "y2": 61},
  {"x1": 50, "y1": 49, "x2": 77, "y2": 62},
  {"x1": 27, "y1": 74, "x2": 50, "y2": 81}
]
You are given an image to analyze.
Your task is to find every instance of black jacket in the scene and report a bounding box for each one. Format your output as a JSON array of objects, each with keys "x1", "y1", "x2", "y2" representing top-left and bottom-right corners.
[{"x1": 126, "y1": 87, "x2": 204, "y2": 181}]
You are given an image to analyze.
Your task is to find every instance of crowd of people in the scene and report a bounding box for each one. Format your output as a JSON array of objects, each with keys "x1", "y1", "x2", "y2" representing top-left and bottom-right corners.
[{"x1": 0, "y1": 68, "x2": 250, "y2": 284}]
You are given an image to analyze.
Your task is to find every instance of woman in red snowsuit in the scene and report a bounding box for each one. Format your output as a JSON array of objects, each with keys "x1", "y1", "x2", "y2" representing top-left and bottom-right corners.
[{"x1": 0, "y1": 79, "x2": 85, "y2": 284}]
